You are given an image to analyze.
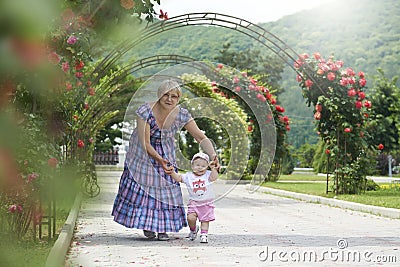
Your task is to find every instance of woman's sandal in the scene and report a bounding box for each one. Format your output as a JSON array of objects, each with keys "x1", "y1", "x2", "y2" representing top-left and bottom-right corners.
[
  {"x1": 157, "y1": 233, "x2": 170, "y2": 241},
  {"x1": 143, "y1": 230, "x2": 156, "y2": 239}
]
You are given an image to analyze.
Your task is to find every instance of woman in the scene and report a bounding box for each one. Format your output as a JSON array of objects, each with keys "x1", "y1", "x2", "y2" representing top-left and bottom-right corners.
[{"x1": 112, "y1": 79, "x2": 218, "y2": 241}]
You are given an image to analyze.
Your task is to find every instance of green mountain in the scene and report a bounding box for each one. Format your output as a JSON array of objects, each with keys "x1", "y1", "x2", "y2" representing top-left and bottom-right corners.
[{"x1": 125, "y1": 0, "x2": 400, "y2": 147}]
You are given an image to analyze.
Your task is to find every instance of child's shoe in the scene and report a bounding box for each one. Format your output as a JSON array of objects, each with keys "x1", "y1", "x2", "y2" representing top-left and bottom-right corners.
[
  {"x1": 200, "y1": 234, "x2": 208, "y2": 243},
  {"x1": 188, "y1": 225, "x2": 199, "y2": 241}
]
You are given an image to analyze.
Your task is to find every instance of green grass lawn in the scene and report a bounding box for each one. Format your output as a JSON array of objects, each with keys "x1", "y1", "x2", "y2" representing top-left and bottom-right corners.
[{"x1": 263, "y1": 174, "x2": 400, "y2": 209}]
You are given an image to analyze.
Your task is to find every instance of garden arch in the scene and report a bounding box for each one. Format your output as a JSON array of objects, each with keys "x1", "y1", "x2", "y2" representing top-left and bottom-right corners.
[{"x1": 86, "y1": 13, "x2": 317, "y2": 193}]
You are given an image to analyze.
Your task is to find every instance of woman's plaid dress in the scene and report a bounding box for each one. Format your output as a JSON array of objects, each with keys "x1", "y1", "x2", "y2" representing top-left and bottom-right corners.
[{"x1": 112, "y1": 103, "x2": 191, "y2": 232}]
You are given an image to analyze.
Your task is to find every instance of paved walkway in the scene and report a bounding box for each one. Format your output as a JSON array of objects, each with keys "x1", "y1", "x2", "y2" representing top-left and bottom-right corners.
[{"x1": 65, "y1": 171, "x2": 400, "y2": 266}]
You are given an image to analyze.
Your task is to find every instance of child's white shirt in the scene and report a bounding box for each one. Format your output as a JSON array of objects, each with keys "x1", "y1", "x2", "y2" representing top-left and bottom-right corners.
[{"x1": 181, "y1": 170, "x2": 215, "y2": 201}]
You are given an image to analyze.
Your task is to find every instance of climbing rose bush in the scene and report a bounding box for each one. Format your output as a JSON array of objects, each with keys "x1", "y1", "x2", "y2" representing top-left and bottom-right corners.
[{"x1": 295, "y1": 52, "x2": 374, "y2": 194}]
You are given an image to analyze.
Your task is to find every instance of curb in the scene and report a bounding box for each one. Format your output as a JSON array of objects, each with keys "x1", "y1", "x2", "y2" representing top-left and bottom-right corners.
[
  {"x1": 45, "y1": 192, "x2": 83, "y2": 267},
  {"x1": 246, "y1": 185, "x2": 400, "y2": 219}
]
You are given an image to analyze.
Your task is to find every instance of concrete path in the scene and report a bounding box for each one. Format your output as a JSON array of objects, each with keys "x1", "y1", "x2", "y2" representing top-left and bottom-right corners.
[{"x1": 65, "y1": 171, "x2": 400, "y2": 267}]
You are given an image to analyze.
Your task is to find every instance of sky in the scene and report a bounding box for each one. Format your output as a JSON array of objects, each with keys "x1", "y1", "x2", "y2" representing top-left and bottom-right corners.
[{"x1": 156, "y1": 0, "x2": 334, "y2": 23}]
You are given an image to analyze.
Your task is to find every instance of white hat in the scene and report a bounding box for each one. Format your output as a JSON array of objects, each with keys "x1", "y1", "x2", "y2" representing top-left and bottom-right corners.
[{"x1": 191, "y1": 152, "x2": 209, "y2": 164}]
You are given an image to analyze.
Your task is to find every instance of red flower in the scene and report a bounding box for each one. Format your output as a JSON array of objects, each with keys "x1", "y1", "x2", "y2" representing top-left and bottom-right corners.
[
  {"x1": 364, "y1": 100, "x2": 372, "y2": 108},
  {"x1": 314, "y1": 111, "x2": 321, "y2": 120},
  {"x1": 327, "y1": 72, "x2": 336, "y2": 81},
  {"x1": 344, "y1": 128, "x2": 352, "y2": 133},
  {"x1": 355, "y1": 101, "x2": 363, "y2": 109},
  {"x1": 358, "y1": 91, "x2": 366, "y2": 100},
  {"x1": 247, "y1": 125, "x2": 253, "y2": 132},
  {"x1": 296, "y1": 74, "x2": 303, "y2": 82},
  {"x1": 346, "y1": 68, "x2": 355, "y2": 76},
  {"x1": 84, "y1": 103, "x2": 89, "y2": 110},
  {"x1": 75, "y1": 72, "x2": 83, "y2": 78},
  {"x1": 275, "y1": 105, "x2": 285, "y2": 112},
  {"x1": 325, "y1": 149, "x2": 331, "y2": 155},
  {"x1": 159, "y1": 9, "x2": 168, "y2": 20},
  {"x1": 378, "y1": 144, "x2": 384, "y2": 150},
  {"x1": 358, "y1": 71, "x2": 365, "y2": 78},
  {"x1": 48, "y1": 157, "x2": 58, "y2": 168},
  {"x1": 315, "y1": 104, "x2": 322, "y2": 112},
  {"x1": 283, "y1": 116, "x2": 289, "y2": 123},
  {"x1": 77, "y1": 139, "x2": 85, "y2": 148},
  {"x1": 75, "y1": 60, "x2": 84, "y2": 70},
  {"x1": 305, "y1": 79, "x2": 313, "y2": 88},
  {"x1": 285, "y1": 125, "x2": 290, "y2": 131},
  {"x1": 211, "y1": 81, "x2": 217, "y2": 87}
]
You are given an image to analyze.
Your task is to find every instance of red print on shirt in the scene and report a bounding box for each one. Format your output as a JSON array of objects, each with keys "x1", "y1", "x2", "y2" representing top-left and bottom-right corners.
[{"x1": 192, "y1": 179, "x2": 206, "y2": 194}]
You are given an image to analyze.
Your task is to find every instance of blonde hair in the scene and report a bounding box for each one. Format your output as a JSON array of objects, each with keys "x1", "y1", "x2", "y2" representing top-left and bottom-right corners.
[{"x1": 157, "y1": 79, "x2": 182, "y2": 99}]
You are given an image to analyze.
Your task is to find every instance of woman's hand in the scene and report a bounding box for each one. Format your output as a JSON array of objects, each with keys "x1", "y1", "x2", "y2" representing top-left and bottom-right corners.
[
  {"x1": 210, "y1": 155, "x2": 221, "y2": 173},
  {"x1": 161, "y1": 159, "x2": 174, "y2": 174}
]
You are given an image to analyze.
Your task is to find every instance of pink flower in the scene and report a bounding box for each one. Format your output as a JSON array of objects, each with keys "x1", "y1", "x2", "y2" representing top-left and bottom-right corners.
[
  {"x1": 17, "y1": 205, "x2": 23, "y2": 212},
  {"x1": 233, "y1": 76, "x2": 239, "y2": 83},
  {"x1": 314, "y1": 111, "x2": 321, "y2": 120},
  {"x1": 378, "y1": 144, "x2": 384, "y2": 150},
  {"x1": 313, "y1": 52, "x2": 321, "y2": 60},
  {"x1": 62, "y1": 62, "x2": 70, "y2": 73},
  {"x1": 344, "y1": 127, "x2": 352, "y2": 133},
  {"x1": 346, "y1": 68, "x2": 355, "y2": 76},
  {"x1": 67, "y1": 35, "x2": 77, "y2": 45},
  {"x1": 217, "y1": 63, "x2": 223, "y2": 69},
  {"x1": 358, "y1": 91, "x2": 366, "y2": 100},
  {"x1": 48, "y1": 52, "x2": 61, "y2": 65},
  {"x1": 211, "y1": 81, "x2": 217, "y2": 87},
  {"x1": 27, "y1": 172, "x2": 39, "y2": 182},
  {"x1": 256, "y1": 94, "x2": 266, "y2": 102},
  {"x1": 355, "y1": 101, "x2": 363, "y2": 109},
  {"x1": 75, "y1": 72, "x2": 83, "y2": 78},
  {"x1": 235, "y1": 86, "x2": 242, "y2": 92},
  {"x1": 347, "y1": 88, "x2": 357, "y2": 97},
  {"x1": 327, "y1": 72, "x2": 336, "y2": 81},
  {"x1": 358, "y1": 71, "x2": 365, "y2": 78},
  {"x1": 304, "y1": 79, "x2": 313, "y2": 88},
  {"x1": 340, "y1": 77, "x2": 348, "y2": 86},
  {"x1": 285, "y1": 125, "x2": 290, "y2": 131},
  {"x1": 89, "y1": 138, "x2": 94, "y2": 143},
  {"x1": 359, "y1": 78, "x2": 367, "y2": 87},
  {"x1": 8, "y1": 205, "x2": 17, "y2": 213},
  {"x1": 66, "y1": 82, "x2": 73, "y2": 91},
  {"x1": 84, "y1": 103, "x2": 89, "y2": 110},
  {"x1": 317, "y1": 69, "x2": 324, "y2": 75}
]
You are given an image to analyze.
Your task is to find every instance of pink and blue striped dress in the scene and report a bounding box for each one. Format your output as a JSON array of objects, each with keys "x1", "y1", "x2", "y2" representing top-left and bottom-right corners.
[{"x1": 112, "y1": 103, "x2": 191, "y2": 232}]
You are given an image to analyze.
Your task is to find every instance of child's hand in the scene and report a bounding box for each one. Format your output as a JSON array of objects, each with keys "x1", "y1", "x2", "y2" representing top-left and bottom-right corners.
[{"x1": 210, "y1": 156, "x2": 220, "y2": 173}]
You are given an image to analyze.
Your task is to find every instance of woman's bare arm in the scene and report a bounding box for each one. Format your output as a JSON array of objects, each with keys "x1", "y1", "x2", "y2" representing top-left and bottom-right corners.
[{"x1": 137, "y1": 117, "x2": 173, "y2": 173}]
